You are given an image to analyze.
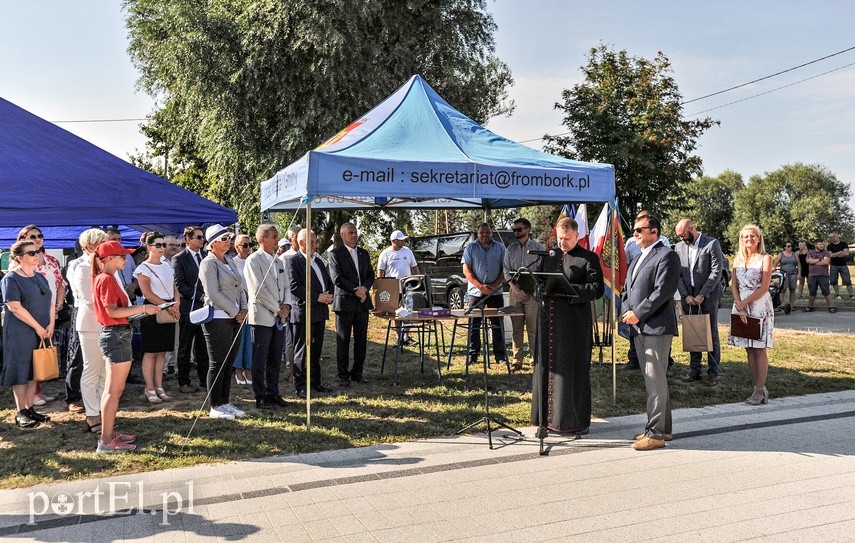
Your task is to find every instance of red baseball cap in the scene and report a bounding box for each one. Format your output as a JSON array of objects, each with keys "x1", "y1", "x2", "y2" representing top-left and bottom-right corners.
[{"x1": 95, "y1": 240, "x2": 135, "y2": 259}]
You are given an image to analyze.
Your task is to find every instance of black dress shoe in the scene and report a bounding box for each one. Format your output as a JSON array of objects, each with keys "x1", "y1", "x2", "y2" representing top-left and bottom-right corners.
[
  {"x1": 271, "y1": 396, "x2": 288, "y2": 408},
  {"x1": 351, "y1": 377, "x2": 369, "y2": 384},
  {"x1": 296, "y1": 389, "x2": 307, "y2": 399},
  {"x1": 682, "y1": 373, "x2": 702, "y2": 382},
  {"x1": 339, "y1": 379, "x2": 351, "y2": 388},
  {"x1": 312, "y1": 384, "x2": 333, "y2": 393},
  {"x1": 27, "y1": 407, "x2": 51, "y2": 423},
  {"x1": 16, "y1": 410, "x2": 38, "y2": 428},
  {"x1": 618, "y1": 363, "x2": 640, "y2": 372},
  {"x1": 255, "y1": 399, "x2": 274, "y2": 410}
]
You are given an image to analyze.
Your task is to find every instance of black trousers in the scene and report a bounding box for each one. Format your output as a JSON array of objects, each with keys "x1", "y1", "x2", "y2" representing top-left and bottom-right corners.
[
  {"x1": 64, "y1": 307, "x2": 83, "y2": 404},
  {"x1": 466, "y1": 293, "x2": 507, "y2": 362},
  {"x1": 335, "y1": 308, "x2": 369, "y2": 381},
  {"x1": 250, "y1": 324, "x2": 285, "y2": 401},
  {"x1": 202, "y1": 318, "x2": 240, "y2": 407},
  {"x1": 293, "y1": 320, "x2": 325, "y2": 392},
  {"x1": 177, "y1": 315, "x2": 209, "y2": 387}
]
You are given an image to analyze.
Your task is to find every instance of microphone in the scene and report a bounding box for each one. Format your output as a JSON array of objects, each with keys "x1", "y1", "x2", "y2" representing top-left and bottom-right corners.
[{"x1": 527, "y1": 249, "x2": 555, "y2": 257}]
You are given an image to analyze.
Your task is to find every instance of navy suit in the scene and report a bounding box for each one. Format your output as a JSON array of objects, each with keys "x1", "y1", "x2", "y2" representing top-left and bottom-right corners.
[
  {"x1": 289, "y1": 252, "x2": 333, "y2": 392},
  {"x1": 329, "y1": 245, "x2": 374, "y2": 383},
  {"x1": 623, "y1": 240, "x2": 680, "y2": 438},
  {"x1": 172, "y1": 248, "x2": 209, "y2": 388}
]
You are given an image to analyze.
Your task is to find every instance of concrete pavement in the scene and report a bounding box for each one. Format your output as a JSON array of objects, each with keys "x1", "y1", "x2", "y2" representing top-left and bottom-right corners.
[{"x1": 2, "y1": 389, "x2": 855, "y2": 542}]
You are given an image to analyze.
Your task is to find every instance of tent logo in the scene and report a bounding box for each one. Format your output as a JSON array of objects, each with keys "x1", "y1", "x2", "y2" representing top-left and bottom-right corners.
[{"x1": 317, "y1": 120, "x2": 365, "y2": 149}]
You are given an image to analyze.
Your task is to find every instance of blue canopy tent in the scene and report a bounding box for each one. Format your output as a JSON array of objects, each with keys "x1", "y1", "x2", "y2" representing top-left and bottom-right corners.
[
  {"x1": 260, "y1": 76, "x2": 620, "y2": 426},
  {"x1": 260, "y1": 75, "x2": 615, "y2": 212},
  {"x1": 0, "y1": 97, "x2": 237, "y2": 249}
]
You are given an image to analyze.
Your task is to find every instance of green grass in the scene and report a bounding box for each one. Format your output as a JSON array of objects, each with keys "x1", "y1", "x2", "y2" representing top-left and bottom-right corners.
[{"x1": 1, "y1": 319, "x2": 854, "y2": 489}]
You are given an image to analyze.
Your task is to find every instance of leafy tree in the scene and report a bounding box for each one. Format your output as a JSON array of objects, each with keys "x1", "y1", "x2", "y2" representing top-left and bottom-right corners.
[
  {"x1": 728, "y1": 163, "x2": 855, "y2": 251},
  {"x1": 678, "y1": 170, "x2": 745, "y2": 254},
  {"x1": 544, "y1": 44, "x2": 718, "y2": 227},
  {"x1": 123, "y1": 0, "x2": 514, "y2": 231}
]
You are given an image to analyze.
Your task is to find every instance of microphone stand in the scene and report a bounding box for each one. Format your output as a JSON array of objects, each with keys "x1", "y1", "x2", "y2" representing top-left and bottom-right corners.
[{"x1": 456, "y1": 271, "x2": 523, "y2": 449}]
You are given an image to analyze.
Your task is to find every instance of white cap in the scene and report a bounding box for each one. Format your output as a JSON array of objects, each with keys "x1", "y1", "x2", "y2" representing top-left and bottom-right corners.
[
  {"x1": 278, "y1": 238, "x2": 290, "y2": 248},
  {"x1": 390, "y1": 230, "x2": 408, "y2": 241}
]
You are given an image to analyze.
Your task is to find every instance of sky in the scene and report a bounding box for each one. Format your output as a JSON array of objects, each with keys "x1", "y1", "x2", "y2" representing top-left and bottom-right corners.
[{"x1": 2, "y1": 1, "x2": 854, "y2": 209}]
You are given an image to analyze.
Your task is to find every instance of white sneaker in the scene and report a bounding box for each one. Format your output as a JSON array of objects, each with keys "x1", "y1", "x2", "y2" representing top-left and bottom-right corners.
[
  {"x1": 209, "y1": 406, "x2": 235, "y2": 420},
  {"x1": 836, "y1": 295, "x2": 842, "y2": 300},
  {"x1": 221, "y1": 404, "x2": 246, "y2": 418}
]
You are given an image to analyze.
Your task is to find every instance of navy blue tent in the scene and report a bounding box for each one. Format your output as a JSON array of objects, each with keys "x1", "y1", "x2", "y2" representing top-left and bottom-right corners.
[{"x1": 0, "y1": 97, "x2": 237, "y2": 248}]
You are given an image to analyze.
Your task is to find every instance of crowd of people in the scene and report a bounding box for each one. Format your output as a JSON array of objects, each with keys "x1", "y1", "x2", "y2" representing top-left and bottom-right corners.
[{"x1": 0, "y1": 219, "x2": 850, "y2": 454}]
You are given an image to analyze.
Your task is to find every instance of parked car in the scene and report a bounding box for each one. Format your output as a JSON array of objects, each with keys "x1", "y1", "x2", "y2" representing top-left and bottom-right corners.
[{"x1": 409, "y1": 230, "x2": 515, "y2": 309}]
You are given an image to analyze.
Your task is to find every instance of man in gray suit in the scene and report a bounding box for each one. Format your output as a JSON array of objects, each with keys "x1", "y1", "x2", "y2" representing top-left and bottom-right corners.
[
  {"x1": 622, "y1": 214, "x2": 680, "y2": 451},
  {"x1": 245, "y1": 224, "x2": 290, "y2": 409},
  {"x1": 674, "y1": 219, "x2": 725, "y2": 386}
]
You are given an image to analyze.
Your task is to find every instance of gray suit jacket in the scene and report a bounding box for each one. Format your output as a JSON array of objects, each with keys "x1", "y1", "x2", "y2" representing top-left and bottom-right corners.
[
  {"x1": 622, "y1": 241, "x2": 680, "y2": 336},
  {"x1": 245, "y1": 249, "x2": 288, "y2": 327},
  {"x1": 675, "y1": 234, "x2": 724, "y2": 299}
]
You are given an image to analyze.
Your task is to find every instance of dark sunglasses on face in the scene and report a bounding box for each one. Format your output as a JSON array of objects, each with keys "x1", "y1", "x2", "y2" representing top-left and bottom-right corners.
[
  {"x1": 149, "y1": 243, "x2": 167, "y2": 249},
  {"x1": 23, "y1": 250, "x2": 39, "y2": 257},
  {"x1": 633, "y1": 226, "x2": 652, "y2": 233},
  {"x1": 512, "y1": 227, "x2": 527, "y2": 232},
  {"x1": 237, "y1": 243, "x2": 253, "y2": 249},
  {"x1": 168, "y1": 243, "x2": 186, "y2": 248},
  {"x1": 28, "y1": 233, "x2": 44, "y2": 240},
  {"x1": 188, "y1": 235, "x2": 205, "y2": 241}
]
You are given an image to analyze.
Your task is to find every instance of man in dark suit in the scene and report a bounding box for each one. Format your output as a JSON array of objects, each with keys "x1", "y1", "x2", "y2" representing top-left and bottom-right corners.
[
  {"x1": 674, "y1": 218, "x2": 725, "y2": 386},
  {"x1": 288, "y1": 229, "x2": 334, "y2": 398},
  {"x1": 173, "y1": 225, "x2": 210, "y2": 393},
  {"x1": 329, "y1": 222, "x2": 375, "y2": 388},
  {"x1": 622, "y1": 214, "x2": 680, "y2": 451}
]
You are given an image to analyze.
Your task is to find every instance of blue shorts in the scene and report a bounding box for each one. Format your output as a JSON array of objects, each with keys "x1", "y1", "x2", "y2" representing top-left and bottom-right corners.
[{"x1": 98, "y1": 325, "x2": 133, "y2": 364}]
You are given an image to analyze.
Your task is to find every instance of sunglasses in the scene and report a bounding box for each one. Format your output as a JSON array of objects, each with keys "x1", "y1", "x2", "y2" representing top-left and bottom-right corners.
[
  {"x1": 237, "y1": 243, "x2": 253, "y2": 249},
  {"x1": 214, "y1": 236, "x2": 233, "y2": 243},
  {"x1": 149, "y1": 242, "x2": 167, "y2": 249},
  {"x1": 633, "y1": 226, "x2": 653, "y2": 233},
  {"x1": 188, "y1": 235, "x2": 206, "y2": 241},
  {"x1": 785, "y1": 244, "x2": 792, "y2": 247},
  {"x1": 512, "y1": 227, "x2": 527, "y2": 232},
  {"x1": 23, "y1": 250, "x2": 39, "y2": 257},
  {"x1": 168, "y1": 243, "x2": 186, "y2": 248},
  {"x1": 27, "y1": 233, "x2": 44, "y2": 240}
]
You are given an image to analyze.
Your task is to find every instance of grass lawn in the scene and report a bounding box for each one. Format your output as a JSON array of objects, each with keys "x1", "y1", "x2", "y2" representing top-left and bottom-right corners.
[{"x1": 1, "y1": 317, "x2": 854, "y2": 489}]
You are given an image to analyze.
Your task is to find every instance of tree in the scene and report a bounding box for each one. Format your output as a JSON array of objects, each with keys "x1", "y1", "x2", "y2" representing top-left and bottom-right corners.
[
  {"x1": 678, "y1": 170, "x2": 745, "y2": 254},
  {"x1": 729, "y1": 163, "x2": 855, "y2": 251},
  {"x1": 544, "y1": 44, "x2": 718, "y2": 227},
  {"x1": 123, "y1": 0, "x2": 514, "y2": 231}
]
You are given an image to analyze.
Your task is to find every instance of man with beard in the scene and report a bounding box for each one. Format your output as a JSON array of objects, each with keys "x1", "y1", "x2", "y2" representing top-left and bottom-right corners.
[{"x1": 502, "y1": 218, "x2": 544, "y2": 373}]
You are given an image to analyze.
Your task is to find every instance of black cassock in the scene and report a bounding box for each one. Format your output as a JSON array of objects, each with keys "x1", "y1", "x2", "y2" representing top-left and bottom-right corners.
[{"x1": 531, "y1": 244, "x2": 604, "y2": 434}]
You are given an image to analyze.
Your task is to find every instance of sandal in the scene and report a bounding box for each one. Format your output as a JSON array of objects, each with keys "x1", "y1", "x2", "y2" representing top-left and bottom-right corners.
[
  {"x1": 155, "y1": 388, "x2": 171, "y2": 401},
  {"x1": 86, "y1": 418, "x2": 102, "y2": 434},
  {"x1": 803, "y1": 307, "x2": 814, "y2": 312},
  {"x1": 144, "y1": 389, "x2": 163, "y2": 404},
  {"x1": 509, "y1": 361, "x2": 524, "y2": 373}
]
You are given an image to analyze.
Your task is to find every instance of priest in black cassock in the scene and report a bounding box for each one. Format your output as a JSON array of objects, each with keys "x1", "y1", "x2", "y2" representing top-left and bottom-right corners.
[{"x1": 531, "y1": 217, "x2": 604, "y2": 435}]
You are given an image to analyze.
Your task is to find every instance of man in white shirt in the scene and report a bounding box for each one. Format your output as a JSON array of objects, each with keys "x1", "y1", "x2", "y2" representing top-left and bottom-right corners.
[{"x1": 376, "y1": 230, "x2": 420, "y2": 279}]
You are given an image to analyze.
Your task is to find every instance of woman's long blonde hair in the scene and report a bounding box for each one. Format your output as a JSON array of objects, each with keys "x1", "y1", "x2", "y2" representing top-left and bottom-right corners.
[{"x1": 734, "y1": 224, "x2": 766, "y2": 267}]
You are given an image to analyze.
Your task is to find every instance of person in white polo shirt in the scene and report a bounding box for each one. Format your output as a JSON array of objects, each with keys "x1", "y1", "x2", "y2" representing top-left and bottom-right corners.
[{"x1": 376, "y1": 230, "x2": 420, "y2": 279}]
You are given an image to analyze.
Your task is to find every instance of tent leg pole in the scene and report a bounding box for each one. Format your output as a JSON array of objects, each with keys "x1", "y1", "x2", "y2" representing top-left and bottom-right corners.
[{"x1": 305, "y1": 203, "x2": 312, "y2": 430}]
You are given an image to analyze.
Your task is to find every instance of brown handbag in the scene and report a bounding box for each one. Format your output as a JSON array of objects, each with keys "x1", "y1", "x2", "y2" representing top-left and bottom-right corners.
[
  {"x1": 155, "y1": 309, "x2": 179, "y2": 324},
  {"x1": 33, "y1": 338, "x2": 59, "y2": 381}
]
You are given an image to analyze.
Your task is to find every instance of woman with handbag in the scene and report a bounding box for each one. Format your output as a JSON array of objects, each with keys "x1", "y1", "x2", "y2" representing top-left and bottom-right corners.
[
  {"x1": 15, "y1": 225, "x2": 65, "y2": 406},
  {"x1": 727, "y1": 224, "x2": 774, "y2": 405},
  {"x1": 133, "y1": 232, "x2": 180, "y2": 404},
  {"x1": 198, "y1": 224, "x2": 248, "y2": 420},
  {"x1": 92, "y1": 240, "x2": 160, "y2": 452},
  {"x1": 69, "y1": 228, "x2": 110, "y2": 433},
  {"x1": 1, "y1": 240, "x2": 55, "y2": 428}
]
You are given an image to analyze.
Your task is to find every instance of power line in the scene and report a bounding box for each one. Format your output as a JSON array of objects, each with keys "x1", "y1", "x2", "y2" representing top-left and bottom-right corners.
[
  {"x1": 685, "y1": 61, "x2": 855, "y2": 117},
  {"x1": 52, "y1": 118, "x2": 147, "y2": 124},
  {"x1": 682, "y1": 45, "x2": 855, "y2": 105}
]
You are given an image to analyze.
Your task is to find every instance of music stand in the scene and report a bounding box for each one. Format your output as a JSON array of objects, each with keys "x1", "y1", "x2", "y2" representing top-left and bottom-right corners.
[
  {"x1": 456, "y1": 274, "x2": 523, "y2": 449},
  {"x1": 525, "y1": 269, "x2": 576, "y2": 455}
]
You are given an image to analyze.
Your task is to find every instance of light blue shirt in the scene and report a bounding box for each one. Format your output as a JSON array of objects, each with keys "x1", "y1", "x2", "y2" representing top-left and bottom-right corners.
[{"x1": 462, "y1": 240, "x2": 506, "y2": 297}]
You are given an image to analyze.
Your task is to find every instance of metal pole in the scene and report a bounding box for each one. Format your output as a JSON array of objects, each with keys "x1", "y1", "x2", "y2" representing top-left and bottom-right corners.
[
  {"x1": 305, "y1": 203, "x2": 312, "y2": 429},
  {"x1": 611, "y1": 202, "x2": 617, "y2": 403}
]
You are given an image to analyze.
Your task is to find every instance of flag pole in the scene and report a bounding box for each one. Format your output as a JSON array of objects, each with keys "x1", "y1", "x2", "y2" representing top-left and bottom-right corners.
[{"x1": 611, "y1": 201, "x2": 617, "y2": 403}]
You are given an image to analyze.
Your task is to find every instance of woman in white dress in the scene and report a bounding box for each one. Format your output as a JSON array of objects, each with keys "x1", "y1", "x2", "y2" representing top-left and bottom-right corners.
[{"x1": 727, "y1": 224, "x2": 774, "y2": 405}]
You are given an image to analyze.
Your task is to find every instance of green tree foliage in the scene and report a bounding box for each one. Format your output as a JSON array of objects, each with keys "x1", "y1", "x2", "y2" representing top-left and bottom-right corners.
[
  {"x1": 124, "y1": 0, "x2": 514, "y2": 231},
  {"x1": 678, "y1": 170, "x2": 745, "y2": 254},
  {"x1": 728, "y1": 163, "x2": 855, "y2": 251},
  {"x1": 544, "y1": 44, "x2": 718, "y2": 226}
]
